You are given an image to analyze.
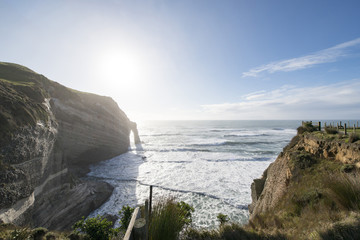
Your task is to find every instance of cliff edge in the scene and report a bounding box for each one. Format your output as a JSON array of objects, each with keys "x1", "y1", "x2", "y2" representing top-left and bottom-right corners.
[
  {"x1": 248, "y1": 123, "x2": 360, "y2": 239},
  {"x1": 0, "y1": 62, "x2": 133, "y2": 230}
]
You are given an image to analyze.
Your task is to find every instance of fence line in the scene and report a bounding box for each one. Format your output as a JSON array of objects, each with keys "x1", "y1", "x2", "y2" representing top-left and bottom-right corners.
[
  {"x1": 123, "y1": 207, "x2": 140, "y2": 240},
  {"x1": 302, "y1": 120, "x2": 360, "y2": 135},
  {"x1": 123, "y1": 186, "x2": 152, "y2": 240}
]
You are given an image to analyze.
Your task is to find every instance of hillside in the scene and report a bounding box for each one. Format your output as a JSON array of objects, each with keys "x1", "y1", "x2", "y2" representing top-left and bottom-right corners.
[
  {"x1": 247, "y1": 123, "x2": 360, "y2": 239},
  {"x1": 0, "y1": 62, "x2": 134, "y2": 230}
]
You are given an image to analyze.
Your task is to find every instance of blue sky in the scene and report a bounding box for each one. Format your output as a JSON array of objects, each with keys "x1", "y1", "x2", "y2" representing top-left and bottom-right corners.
[{"x1": 1, "y1": 0, "x2": 360, "y2": 120}]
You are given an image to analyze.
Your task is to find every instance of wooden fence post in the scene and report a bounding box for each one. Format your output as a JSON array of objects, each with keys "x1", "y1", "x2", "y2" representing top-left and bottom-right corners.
[
  {"x1": 124, "y1": 207, "x2": 140, "y2": 240},
  {"x1": 345, "y1": 123, "x2": 347, "y2": 135},
  {"x1": 145, "y1": 200, "x2": 149, "y2": 240},
  {"x1": 149, "y1": 186, "x2": 153, "y2": 222},
  {"x1": 134, "y1": 218, "x2": 146, "y2": 240},
  {"x1": 318, "y1": 121, "x2": 321, "y2": 131}
]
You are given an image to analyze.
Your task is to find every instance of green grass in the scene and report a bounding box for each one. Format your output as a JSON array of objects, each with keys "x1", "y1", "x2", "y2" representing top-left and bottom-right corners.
[
  {"x1": 0, "y1": 78, "x2": 35, "y2": 86},
  {"x1": 150, "y1": 198, "x2": 192, "y2": 240},
  {"x1": 325, "y1": 173, "x2": 360, "y2": 211},
  {"x1": 243, "y1": 148, "x2": 358, "y2": 239}
]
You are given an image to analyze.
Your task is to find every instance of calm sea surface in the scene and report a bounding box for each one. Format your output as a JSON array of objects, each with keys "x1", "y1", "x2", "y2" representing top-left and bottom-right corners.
[{"x1": 88, "y1": 120, "x2": 299, "y2": 228}]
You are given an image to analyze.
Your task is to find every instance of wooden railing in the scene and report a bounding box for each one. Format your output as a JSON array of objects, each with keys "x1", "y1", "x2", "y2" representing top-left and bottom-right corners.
[{"x1": 123, "y1": 186, "x2": 152, "y2": 240}]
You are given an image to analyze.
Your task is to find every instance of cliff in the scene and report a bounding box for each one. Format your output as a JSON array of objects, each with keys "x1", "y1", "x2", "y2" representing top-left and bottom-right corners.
[
  {"x1": 248, "y1": 125, "x2": 360, "y2": 239},
  {"x1": 0, "y1": 62, "x2": 133, "y2": 230}
]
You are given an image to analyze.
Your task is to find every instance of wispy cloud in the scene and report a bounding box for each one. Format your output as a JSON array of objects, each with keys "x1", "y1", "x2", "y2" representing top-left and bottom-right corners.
[
  {"x1": 242, "y1": 37, "x2": 360, "y2": 77},
  {"x1": 201, "y1": 80, "x2": 360, "y2": 119}
]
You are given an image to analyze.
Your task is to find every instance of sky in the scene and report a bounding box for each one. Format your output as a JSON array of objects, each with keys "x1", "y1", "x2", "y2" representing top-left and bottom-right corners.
[{"x1": 1, "y1": 0, "x2": 360, "y2": 121}]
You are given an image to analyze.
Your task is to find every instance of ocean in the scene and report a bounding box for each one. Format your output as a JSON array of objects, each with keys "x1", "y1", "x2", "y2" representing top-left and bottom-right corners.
[{"x1": 87, "y1": 120, "x2": 299, "y2": 228}]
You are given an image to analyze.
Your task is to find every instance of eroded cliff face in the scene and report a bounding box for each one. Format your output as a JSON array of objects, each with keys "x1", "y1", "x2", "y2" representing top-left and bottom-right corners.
[
  {"x1": 249, "y1": 133, "x2": 360, "y2": 218},
  {"x1": 0, "y1": 62, "x2": 131, "y2": 229}
]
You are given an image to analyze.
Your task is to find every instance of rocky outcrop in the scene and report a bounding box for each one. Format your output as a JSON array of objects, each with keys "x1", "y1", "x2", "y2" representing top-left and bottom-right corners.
[
  {"x1": 249, "y1": 133, "x2": 360, "y2": 218},
  {"x1": 0, "y1": 62, "x2": 132, "y2": 229},
  {"x1": 129, "y1": 121, "x2": 141, "y2": 145},
  {"x1": 301, "y1": 134, "x2": 360, "y2": 165}
]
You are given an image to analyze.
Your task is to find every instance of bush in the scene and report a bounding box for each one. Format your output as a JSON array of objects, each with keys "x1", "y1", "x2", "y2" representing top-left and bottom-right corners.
[
  {"x1": 31, "y1": 227, "x2": 48, "y2": 240},
  {"x1": 119, "y1": 205, "x2": 135, "y2": 230},
  {"x1": 325, "y1": 127, "x2": 338, "y2": 134},
  {"x1": 72, "y1": 215, "x2": 118, "y2": 240},
  {"x1": 290, "y1": 151, "x2": 317, "y2": 169},
  {"x1": 297, "y1": 122, "x2": 317, "y2": 134},
  {"x1": 217, "y1": 213, "x2": 229, "y2": 226},
  {"x1": 45, "y1": 232, "x2": 56, "y2": 240},
  {"x1": 349, "y1": 133, "x2": 360, "y2": 143},
  {"x1": 177, "y1": 201, "x2": 195, "y2": 226},
  {"x1": 10, "y1": 228, "x2": 30, "y2": 240},
  {"x1": 291, "y1": 190, "x2": 323, "y2": 216},
  {"x1": 149, "y1": 198, "x2": 194, "y2": 240}
]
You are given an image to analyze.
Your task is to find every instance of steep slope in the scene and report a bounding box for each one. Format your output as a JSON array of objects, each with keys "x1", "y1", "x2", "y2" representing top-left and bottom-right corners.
[
  {"x1": 0, "y1": 62, "x2": 132, "y2": 229},
  {"x1": 248, "y1": 126, "x2": 360, "y2": 239}
]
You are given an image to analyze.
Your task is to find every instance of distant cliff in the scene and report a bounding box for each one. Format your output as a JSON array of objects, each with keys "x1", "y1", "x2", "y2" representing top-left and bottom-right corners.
[
  {"x1": 0, "y1": 62, "x2": 134, "y2": 230},
  {"x1": 248, "y1": 125, "x2": 360, "y2": 238}
]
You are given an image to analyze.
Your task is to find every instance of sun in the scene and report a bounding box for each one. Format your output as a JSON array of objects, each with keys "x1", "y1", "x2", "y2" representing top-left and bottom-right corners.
[{"x1": 99, "y1": 51, "x2": 146, "y2": 91}]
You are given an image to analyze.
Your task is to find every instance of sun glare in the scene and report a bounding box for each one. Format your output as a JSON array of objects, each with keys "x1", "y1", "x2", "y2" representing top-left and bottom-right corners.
[{"x1": 99, "y1": 51, "x2": 147, "y2": 92}]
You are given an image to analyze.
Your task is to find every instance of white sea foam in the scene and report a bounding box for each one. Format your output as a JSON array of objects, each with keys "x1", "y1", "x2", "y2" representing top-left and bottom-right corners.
[{"x1": 88, "y1": 120, "x2": 299, "y2": 228}]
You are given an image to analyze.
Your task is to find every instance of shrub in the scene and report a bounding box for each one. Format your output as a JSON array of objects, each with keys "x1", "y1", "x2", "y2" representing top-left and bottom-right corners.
[
  {"x1": 326, "y1": 174, "x2": 360, "y2": 211},
  {"x1": 349, "y1": 133, "x2": 360, "y2": 143},
  {"x1": 119, "y1": 205, "x2": 135, "y2": 230},
  {"x1": 10, "y1": 228, "x2": 30, "y2": 240},
  {"x1": 290, "y1": 151, "x2": 317, "y2": 169},
  {"x1": 177, "y1": 201, "x2": 195, "y2": 227},
  {"x1": 325, "y1": 127, "x2": 338, "y2": 134},
  {"x1": 31, "y1": 227, "x2": 48, "y2": 240},
  {"x1": 217, "y1": 213, "x2": 229, "y2": 226},
  {"x1": 72, "y1": 215, "x2": 118, "y2": 240},
  {"x1": 297, "y1": 122, "x2": 317, "y2": 134},
  {"x1": 149, "y1": 198, "x2": 194, "y2": 240},
  {"x1": 291, "y1": 190, "x2": 323, "y2": 216},
  {"x1": 45, "y1": 232, "x2": 56, "y2": 240}
]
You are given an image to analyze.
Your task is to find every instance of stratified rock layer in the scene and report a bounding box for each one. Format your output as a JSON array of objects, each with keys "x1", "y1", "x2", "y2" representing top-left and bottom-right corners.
[{"x1": 0, "y1": 62, "x2": 131, "y2": 229}]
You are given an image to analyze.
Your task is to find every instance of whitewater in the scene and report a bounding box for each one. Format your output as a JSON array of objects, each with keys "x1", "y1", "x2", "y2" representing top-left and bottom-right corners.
[{"x1": 88, "y1": 120, "x2": 299, "y2": 228}]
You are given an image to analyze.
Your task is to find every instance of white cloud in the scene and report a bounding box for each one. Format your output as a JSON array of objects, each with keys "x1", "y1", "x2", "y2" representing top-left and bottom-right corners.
[
  {"x1": 201, "y1": 80, "x2": 360, "y2": 119},
  {"x1": 242, "y1": 37, "x2": 360, "y2": 77}
]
